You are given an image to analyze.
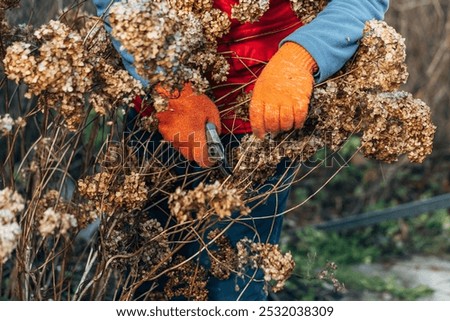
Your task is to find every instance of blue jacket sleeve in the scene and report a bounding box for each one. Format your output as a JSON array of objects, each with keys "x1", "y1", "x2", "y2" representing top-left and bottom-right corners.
[
  {"x1": 92, "y1": 0, "x2": 149, "y2": 86},
  {"x1": 281, "y1": 0, "x2": 389, "y2": 83}
]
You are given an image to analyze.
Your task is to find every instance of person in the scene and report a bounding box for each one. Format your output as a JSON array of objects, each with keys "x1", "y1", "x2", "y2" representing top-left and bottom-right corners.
[{"x1": 92, "y1": 0, "x2": 389, "y2": 300}]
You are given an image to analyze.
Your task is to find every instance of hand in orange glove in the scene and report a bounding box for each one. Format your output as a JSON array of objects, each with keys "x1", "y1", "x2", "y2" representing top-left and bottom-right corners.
[
  {"x1": 155, "y1": 83, "x2": 221, "y2": 168},
  {"x1": 249, "y1": 42, "x2": 318, "y2": 139}
]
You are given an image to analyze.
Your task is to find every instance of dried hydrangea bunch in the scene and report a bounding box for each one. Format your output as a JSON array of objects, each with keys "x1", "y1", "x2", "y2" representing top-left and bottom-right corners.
[
  {"x1": 4, "y1": 20, "x2": 93, "y2": 130},
  {"x1": 103, "y1": 213, "x2": 170, "y2": 277},
  {"x1": 78, "y1": 171, "x2": 148, "y2": 214},
  {"x1": 78, "y1": 140, "x2": 180, "y2": 216},
  {"x1": 343, "y1": 20, "x2": 409, "y2": 92},
  {"x1": 0, "y1": 0, "x2": 19, "y2": 9},
  {"x1": 169, "y1": 181, "x2": 250, "y2": 224},
  {"x1": 304, "y1": 20, "x2": 434, "y2": 162},
  {"x1": 0, "y1": 0, "x2": 17, "y2": 48},
  {"x1": 109, "y1": 0, "x2": 230, "y2": 109},
  {"x1": 109, "y1": 0, "x2": 200, "y2": 91},
  {"x1": 362, "y1": 92, "x2": 436, "y2": 163},
  {"x1": 0, "y1": 0, "x2": 19, "y2": 34},
  {"x1": 34, "y1": 189, "x2": 98, "y2": 233},
  {"x1": 207, "y1": 229, "x2": 239, "y2": 280},
  {"x1": 231, "y1": 0, "x2": 270, "y2": 23},
  {"x1": 164, "y1": 255, "x2": 209, "y2": 300},
  {"x1": 235, "y1": 20, "x2": 435, "y2": 182},
  {"x1": 0, "y1": 188, "x2": 23, "y2": 263},
  {"x1": 3, "y1": 17, "x2": 143, "y2": 130},
  {"x1": 290, "y1": 0, "x2": 329, "y2": 23},
  {"x1": 233, "y1": 135, "x2": 285, "y2": 183},
  {"x1": 35, "y1": 190, "x2": 78, "y2": 238},
  {"x1": 78, "y1": 145, "x2": 148, "y2": 213},
  {"x1": 236, "y1": 238, "x2": 295, "y2": 293}
]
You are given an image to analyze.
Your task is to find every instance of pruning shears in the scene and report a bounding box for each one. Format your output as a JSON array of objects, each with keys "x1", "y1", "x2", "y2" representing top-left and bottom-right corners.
[{"x1": 205, "y1": 122, "x2": 232, "y2": 177}]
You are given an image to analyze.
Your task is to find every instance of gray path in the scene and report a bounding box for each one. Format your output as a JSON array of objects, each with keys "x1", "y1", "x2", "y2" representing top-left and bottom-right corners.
[{"x1": 354, "y1": 256, "x2": 450, "y2": 300}]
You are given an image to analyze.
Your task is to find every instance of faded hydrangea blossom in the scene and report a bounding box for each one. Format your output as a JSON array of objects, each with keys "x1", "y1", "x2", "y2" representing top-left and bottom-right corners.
[
  {"x1": 77, "y1": 171, "x2": 148, "y2": 213},
  {"x1": 38, "y1": 208, "x2": 77, "y2": 238},
  {"x1": 169, "y1": 181, "x2": 250, "y2": 224},
  {"x1": 231, "y1": 0, "x2": 270, "y2": 23},
  {"x1": 0, "y1": 114, "x2": 26, "y2": 135},
  {"x1": 290, "y1": 0, "x2": 329, "y2": 23},
  {"x1": 236, "y1": 238, "x2": 295, "y2": 293},
  {"x1": 104, "y1": 214, "x2": 171, "y2": 277},
  {"x1": 0, "y1": 114, "x2": 14, "y2": 135},
  {"x1": 0, "y1": 188, "x2": 24, "y2": 263}
]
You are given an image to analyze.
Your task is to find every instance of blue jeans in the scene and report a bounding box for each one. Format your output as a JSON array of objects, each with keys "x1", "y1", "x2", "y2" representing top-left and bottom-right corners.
[{"x1": 126, "y1": 109, "x2": 296, "y2": 300}]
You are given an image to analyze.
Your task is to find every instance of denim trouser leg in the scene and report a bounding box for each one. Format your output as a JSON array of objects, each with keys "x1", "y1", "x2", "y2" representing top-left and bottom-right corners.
[{"x1": 205, "y1": 163, "x2": 296, "y2": 300}]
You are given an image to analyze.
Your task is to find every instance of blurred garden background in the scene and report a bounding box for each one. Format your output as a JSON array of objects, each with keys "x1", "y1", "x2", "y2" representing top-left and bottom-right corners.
[{"x1": 282, "y1": 0, "x2": 450, "y2": 300}]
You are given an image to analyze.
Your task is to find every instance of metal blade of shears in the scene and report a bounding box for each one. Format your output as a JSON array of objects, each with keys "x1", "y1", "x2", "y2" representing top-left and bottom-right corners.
[{"x1": 205, "y1": 122, "x2": 232, "y2": 176}]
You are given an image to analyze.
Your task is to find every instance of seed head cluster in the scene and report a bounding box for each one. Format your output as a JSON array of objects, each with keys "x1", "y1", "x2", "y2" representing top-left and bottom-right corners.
[{"x1": 78, "y1": 171, "x2": 148, "y2": 214}]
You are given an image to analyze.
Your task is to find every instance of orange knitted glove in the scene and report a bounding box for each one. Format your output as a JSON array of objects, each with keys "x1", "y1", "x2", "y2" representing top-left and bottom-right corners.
[
  {"x1": 155, "y1": 83, "x2": 221, "y2": 168},
  {"x1": 249, "y1": 42, "x2": 317, "y2": 139}
]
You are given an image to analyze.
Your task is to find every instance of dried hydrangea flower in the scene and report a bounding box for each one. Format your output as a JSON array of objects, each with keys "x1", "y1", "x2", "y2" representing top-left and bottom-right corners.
[
  {"x1": 164, "y1": 255, "x2": 209, "y2": 300},
  {"x1": 233, "y1": 134, "x2": 291, "y2": 184},
  {"x1": 207, "y1": 229, "x2": 239, "y2": 280},
  {"x1": 0, "y1": 187, "x2": 24, "y2": 263},
  {"x1": 169, "y1": 181, "x2": 250, "y2": 224},
  {"x1": 3, "y1": 16, "x2": 143, "y2": 130},
  {"x1": 343, "y1": 19, "x2": 409, "y2": 93},
  {"x1": 35, "y1": 190, "x2": 78, "y2": 237},
  {"x1": 290, "y1": 0, "x2": 329, "y2": 23},
  {"x1": 236, "y1": 238, "x2": 295, "y2": 293},
  {"x1": 109, "y1": 0, "x2": 203, "y2": 91},
  {"x1": 0, "y1": 187, "x2": 24, "y2": 215},
  {"x1": 78, "y1": 171, "x2": 148, "y2": 213},
  {"x1": 0, "y1": 114, "x2": 14, "y2": 135},
  {"x1": 38, "y1": 208, "x2": 77, "y2": 238},
  {"x1": 362, "y1": 92, "x2": 436, "y2": 163},
  {"x1": 0, "y1": 221, "x2": 21, "y2": 263},
  {"x1": 233, "y1": 91, "x2": 252, "y2": 121},
  {"x1": 231, "y1": 0, "x2": 270, "y2": 23},
  {"x1": 103, "y1": 213, "x2": 170, "y2": 277},
  {"x1": 109, "y1": 0, "x2": 230, "y2": 101}
]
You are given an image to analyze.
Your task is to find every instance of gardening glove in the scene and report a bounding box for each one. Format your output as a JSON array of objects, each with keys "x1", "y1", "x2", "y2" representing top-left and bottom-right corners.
[
  {"x1": 249, "y1": 42, "x2": 318, "y2": 139},
  {"x1": 155, "y1": 83, "x2": 222, "y2": 168}
]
